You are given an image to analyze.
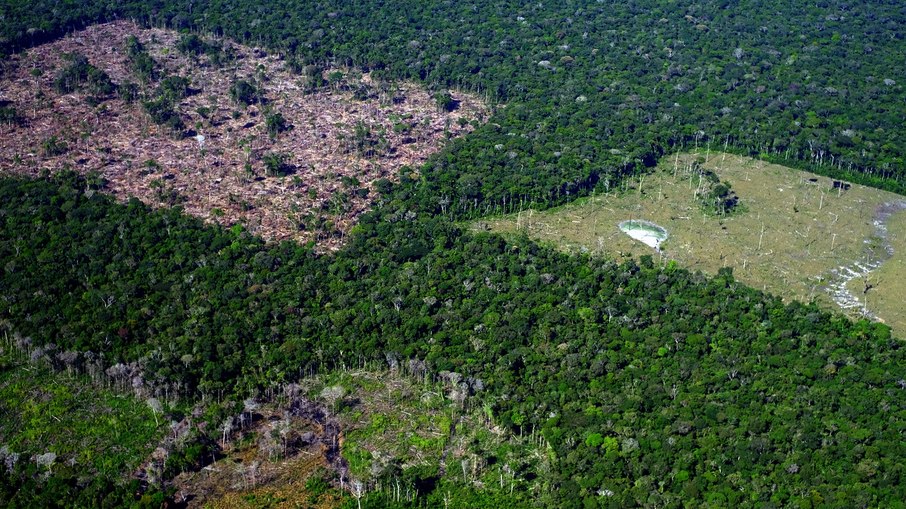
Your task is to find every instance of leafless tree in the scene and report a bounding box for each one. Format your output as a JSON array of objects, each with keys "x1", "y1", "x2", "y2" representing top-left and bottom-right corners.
[
  {"x1": 220, "y1": 416, "x2": 234, "y2": 447},
  {"x1": 320, "y1": 385, "x2": 346, "y2": 413},
  {"x1": 147, "y1": 397, "x2": 163, "y2": 426},
  {"x1": 242, "y1": 397, "x2": 259, "y2": 428},
  {"x1": 35, "y1": 452, "x2": 57, "y2": 473},
  {"x1": 352, "y1": 479, "x2": 366, "y2": 509},
  {"x1": 0, "y1": 446, "x2": 20, "y2": 472}
]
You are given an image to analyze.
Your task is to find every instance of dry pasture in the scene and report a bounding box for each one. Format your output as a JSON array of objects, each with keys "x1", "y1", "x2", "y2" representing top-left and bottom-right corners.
[
  {"x1": 846, "y1": 209, "x2": 906, "y2": 337},
  {"x1": 481, "y1": 152, "x2": 906, "y2": 336}
]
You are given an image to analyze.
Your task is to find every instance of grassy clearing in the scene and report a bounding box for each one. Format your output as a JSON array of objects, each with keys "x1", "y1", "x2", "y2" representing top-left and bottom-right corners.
[
  {"x1": 846, "y1": 210, "x2": 906, "y2": 337},
  {"x1": 0, "y1": 348, "x2": 161, "y2": 478},
  {"x1": 479, "y1": 152, "x2": 906, "y2": 334}
]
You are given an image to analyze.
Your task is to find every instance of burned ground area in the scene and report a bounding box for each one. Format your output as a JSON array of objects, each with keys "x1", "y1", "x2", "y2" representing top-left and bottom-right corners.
[{"x1": 0, "y1": 21, "x2": 488, "y2": 249}]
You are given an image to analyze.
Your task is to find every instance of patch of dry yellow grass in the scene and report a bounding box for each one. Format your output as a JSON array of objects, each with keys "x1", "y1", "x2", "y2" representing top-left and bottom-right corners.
[
  {"x1": 846, "y1": 210, "x2": 906, "y2": 337},
  {"x1": 481, "y1": 152, "x2": 906, "y2": 334}
]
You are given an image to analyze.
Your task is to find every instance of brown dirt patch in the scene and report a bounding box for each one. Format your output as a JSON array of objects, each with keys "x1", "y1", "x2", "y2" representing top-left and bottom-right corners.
[{"x1": 170, "y1": 405, "x2": 343, "y2": 508}]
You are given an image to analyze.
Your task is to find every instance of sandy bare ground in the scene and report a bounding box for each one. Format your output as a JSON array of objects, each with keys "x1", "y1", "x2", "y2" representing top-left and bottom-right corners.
[{"x1": 0, "y1": 22, "x2": 488, "y2": 249}]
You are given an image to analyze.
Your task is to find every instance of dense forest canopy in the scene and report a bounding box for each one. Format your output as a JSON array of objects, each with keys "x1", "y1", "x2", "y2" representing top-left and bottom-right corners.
[
  {"x1": 2, "y1": 0, "x2": 906, "y2": 507},
  {"x1": 1, "y1": 173, "x2": 904, "y2": 507}
]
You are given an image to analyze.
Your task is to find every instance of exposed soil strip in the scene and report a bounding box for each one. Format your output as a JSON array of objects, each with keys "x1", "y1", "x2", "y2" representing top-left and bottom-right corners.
[{"x1": 825, "y1": 201, "x2": 906, "y2": 319}]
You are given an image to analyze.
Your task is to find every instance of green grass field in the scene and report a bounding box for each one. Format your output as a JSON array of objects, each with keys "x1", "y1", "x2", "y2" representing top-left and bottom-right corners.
[
  {"x1": 0, "y1": 346, "x2": 162, "y2": 478},
  {"x1": 479, "y1": 152, "x2": 906, "y2": 337}
]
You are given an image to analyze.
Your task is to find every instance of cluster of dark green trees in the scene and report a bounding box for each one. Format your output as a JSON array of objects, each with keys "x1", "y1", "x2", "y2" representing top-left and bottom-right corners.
[
  {"x1": 52, "y1": 53, "x2": 116, "y2": 105},
  {"x1": 2, "y1": 0, "x2": 906, "y2": 507},
  {"x1": 0, "y1": 469, "x2": 163, "y2": 509},
  {"x1": 692, "y1": 164, "x2": 741, "y2": 216},
  {"x1": 126, "y1": 36, "x2": 196, "y2": 132}
]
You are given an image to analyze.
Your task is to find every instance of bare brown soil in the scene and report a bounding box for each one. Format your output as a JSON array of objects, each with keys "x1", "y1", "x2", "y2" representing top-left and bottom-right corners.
[
  {"x1": 170, "y1": 402, "x2": 345, "y2": 509},
  {"x1": 0, "y1": 22, "x2": 488, "y2": 249},
  {"x1": 166, "y1": 404, "x2": 331, "y2": 506}
]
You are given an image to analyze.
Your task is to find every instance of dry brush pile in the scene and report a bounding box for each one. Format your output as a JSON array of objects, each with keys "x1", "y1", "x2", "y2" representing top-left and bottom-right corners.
[{"x1": 0, "y1": 22, "x2": 488, "y2": 249}]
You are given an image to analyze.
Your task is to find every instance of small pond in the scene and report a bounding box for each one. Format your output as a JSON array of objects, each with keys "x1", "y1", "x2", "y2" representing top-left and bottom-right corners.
[{"x1": 618, "y1": 220, "x2": 669, "y2": 250}]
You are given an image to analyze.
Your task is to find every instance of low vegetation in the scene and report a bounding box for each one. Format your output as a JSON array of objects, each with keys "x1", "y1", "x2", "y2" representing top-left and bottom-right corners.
[
  {"x1": 0, "y1": 337, "x2": 164, "y2": 506},
  {"x1": 182, "y1": 368, "x2": 541, "y2": 508},
  {"x1": 846, "y1": 209, "x2": 906, "y2": 336}
]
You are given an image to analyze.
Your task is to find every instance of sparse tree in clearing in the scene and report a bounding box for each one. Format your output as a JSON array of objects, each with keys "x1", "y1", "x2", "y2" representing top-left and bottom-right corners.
[
  {"x1": 147, "y1": 397, "x2": 163, "y2": 426},
  {"x1": 0, "y1": 104, "x2": 18, "y2": 127},
  {"x1": 264, "y1": 110, "x2": 290, "y2": 138},
  {"x1": 230, "y1": 79, "x2": 262, "y2": 106},
  {"x1": 40, "y1": 135, "x2": 68, "y2": 157},
  {"x1": 142, "y1": 96, "x2": 185, "y2": 133},
  {"x1": 220, "y1": 416, "x2": 234, "y2": 447},
  {"x1": 320, "y1": 385, "x2": 346, "y2": 413},
  {"x1": 262, "y1": 152, "x2": 292, "y2": 176},
  {"x1": 352, "y1": 479, "x2": 366, "y2": 509},
  {"x1": 159, "y1": 75, "x2": 192, "y2": 102}
]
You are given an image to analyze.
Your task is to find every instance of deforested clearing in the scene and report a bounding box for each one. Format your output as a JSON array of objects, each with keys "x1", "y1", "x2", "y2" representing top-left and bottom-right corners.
[
  {"x1": 0, "y1": 21, "x2": 488, "y2": 250},
  {"x1": 481, "y1": 152, "x2": 906, "y2": 335}
]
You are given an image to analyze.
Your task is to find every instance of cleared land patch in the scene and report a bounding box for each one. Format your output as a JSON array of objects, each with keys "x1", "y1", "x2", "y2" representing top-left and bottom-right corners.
[
  {"x1": 480, "y1": 152, "x2": 906, "y2": 335},
  {"x1": 0, "y1": 22, "x2": 488, "y2": 249},
  {"x1": 845, "y1": 207, "x2": 906, "y2": 336},
  {"x1": 170, "y1": 403, "x2": 344, "y2": 509},
  {"x1": 169, "y1": 369, "x2": 538, "y2": 507},
  {"x1": 0, "y1": 343, "x2": 162, "y2": 478}
]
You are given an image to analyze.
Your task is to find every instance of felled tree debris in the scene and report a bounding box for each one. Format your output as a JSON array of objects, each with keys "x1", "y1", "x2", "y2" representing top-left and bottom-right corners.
[{"x1": 0, "y1": 21, "x2": 489, "y2": 250}]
